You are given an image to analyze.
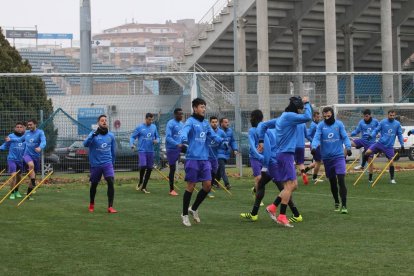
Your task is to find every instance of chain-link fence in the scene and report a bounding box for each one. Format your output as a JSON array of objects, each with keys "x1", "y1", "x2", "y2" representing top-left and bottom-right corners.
[{"x1": 1, "y1": 72, "x2": 413, "y2": 175}]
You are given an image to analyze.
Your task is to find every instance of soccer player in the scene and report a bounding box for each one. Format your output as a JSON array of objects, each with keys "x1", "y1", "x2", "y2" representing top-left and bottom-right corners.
[
  {"x1": 365, "y1": 110, "x2": 404, "y2": 184},
  {"x1": 295, "y1": 123, "x2": 311, "y2": 185},
  {"x1": 350, "y1": 109, "x2": 379, "y2": 182},
  {"x1": 0, "y1": 122, "x2": 26, "y2": 199},
  {"x1": 7, "y1": 119, "x2": 46, "y2": 198},
  {"x1": 304, "y1": 111, "x2": 323, "y2": 182},
  {"x1": 165, "y1": 108, "x2": 184, "y2": 196},
  {"x1": 179, "y1": 98, "x2": 225, "y2": 227},
  {"x1": 84, "y1": 115, "x2": 117, "y2": 213},
  {"x1": 130, "y1": 113, "x2": 160, "y2": 193},
  {"x1": 207, "y1": 116, "x2": 226, "y2": 198},
  {"x1": 311, "y1": 107, "x2": 352, "y2": 214},
  {"x1": 216, "y1": 117, "x2": 238, "y2": 189},
  {"x1": 248, "y1": 110, "x2": 264, "y2": 195},
  {"x1": 241, "y1": 127, "x2": 303, "y2": 224},
  {"x1": 253, "y1": 96, "x2": 312, "y2": 227}
]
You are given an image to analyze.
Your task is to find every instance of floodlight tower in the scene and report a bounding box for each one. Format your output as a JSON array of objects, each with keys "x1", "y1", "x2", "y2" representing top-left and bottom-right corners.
[{"x1": 80, "y1": 0, "x2": 92, "y2": 95}]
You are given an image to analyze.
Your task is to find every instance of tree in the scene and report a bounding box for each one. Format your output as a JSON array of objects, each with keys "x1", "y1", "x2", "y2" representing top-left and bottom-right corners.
[{"x1": 0, "y1": 27, "x2": 57, "y2": 153}]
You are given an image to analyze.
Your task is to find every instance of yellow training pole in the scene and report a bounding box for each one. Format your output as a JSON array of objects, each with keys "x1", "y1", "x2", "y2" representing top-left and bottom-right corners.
[
  {"x1": 154, "y1": 166, "x2": 180, "y2": 191},
  {"x1": 345, "y1": 154, "x2": 361, "y2": 173},
  {"x1": 371, "y1": 153, "x2": 399, "y2": 188},
  {"x1": 315, "y1": 172, "x2": 325, "y2": 183},
  {"x1": 0, "y1": 169, "x2": 33, "y2": 205},
  {"x1": 353, "y1": 154, "x2": 379, "y2": 186},
  {"x1": 17, "y1": 171, "x2": 53, "y2": 207},
  {"x1": 0, "y1": 170, "x2": 20, "y2": 191},
  {"x1": 213, "y1": 177, "x2": 232, "y2": 196},
  {"x1": 0, "y1": 168, "x2": 6, "y2": 177}
]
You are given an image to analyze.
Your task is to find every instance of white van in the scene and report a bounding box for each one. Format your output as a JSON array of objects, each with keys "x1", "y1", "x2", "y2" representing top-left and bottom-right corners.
[{"x1": 394, "y1": 126, "x2": 414, "y2": 160}]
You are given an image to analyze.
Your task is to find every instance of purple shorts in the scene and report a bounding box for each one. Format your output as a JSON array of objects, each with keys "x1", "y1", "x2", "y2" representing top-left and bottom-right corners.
[
  {"x1": 184, "y1": 160, "x2": 212, "y2": 183},
  {"x1": 323, "y1": 157, "x2": 346, "y2": 178},
  {"x1": 313, "y1": 147, "x2": 322, "y2": 162},
  {"x1": 23, "y1": 155, "x2": 40, "y2": 172},
  {"x1": 250, "y1": 158, "x2": 263, "y2": 177},
  {"x1": 267, "y1": 162, "x2": 279, "y2": 181},
  {"x1": 166, "y1": 149, "x2": 181, "y2": 165},
  {"x1": 294, "y1": 147, "x2": 305, "y2": 165},
  {"x1": 138, "y1": 152, "x2": 154, "y2": 168},
  {"x1": 368, "y1": 142, "x2": 395, "y2": 160},
  {"x1": 273, "y1": 153, "x2": 296, "y2": 183},
  {"x1": 352, "y1": 139, "x2": 372, "y2": 150},
  {"x1": 90, "y1": 163, "x2": 115, "y2": 183},
  {"x1": 209, "y1": 158, "x2": 218, "y2": 174},
  {"x1": 7, "y1": 160, "x2": 23, "y2": 174}
]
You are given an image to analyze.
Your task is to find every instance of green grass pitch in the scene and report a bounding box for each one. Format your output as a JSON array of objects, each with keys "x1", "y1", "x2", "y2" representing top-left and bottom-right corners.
[{"x1": 0, "y1": 170, "x2": 413, "y2": 275}]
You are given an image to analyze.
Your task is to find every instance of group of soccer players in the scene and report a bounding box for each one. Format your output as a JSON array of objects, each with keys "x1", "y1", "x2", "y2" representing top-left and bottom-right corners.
[
  {"x1": 1, "y1": 119, "x2": 46, "y2": 200},
  {"x1": 3, "y1": 97, "x2": 403, "y2": 228}
]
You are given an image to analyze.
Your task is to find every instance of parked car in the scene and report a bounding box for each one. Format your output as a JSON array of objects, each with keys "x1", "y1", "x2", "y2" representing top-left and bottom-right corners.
[
  {"x1": 393, "y1": 126, "x2": 414, "y2": 161},
  {"x1": 304, "y1": 142, "x2": 360, "y2": 162},
  {"x1": 64, "y1": 138, "x2": 139, "y2": 172}
]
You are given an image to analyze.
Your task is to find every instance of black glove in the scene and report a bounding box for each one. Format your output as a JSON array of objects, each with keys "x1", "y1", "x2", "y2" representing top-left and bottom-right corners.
[
  {"x1": 181, "y1": 143, "x2": 188, "y2": 154},
  {"x1": 347, "y1": 149, "x2": 352, "y2": 156},
  {"x1": 92, "y1": 130, "x2": 99, "y2": 137},
  {"x1": 311, "y1": 148, "x2": 316, "y2": 156},
  {"x1": 408, "y1": 131, "x2": 412, "y2": 136}
]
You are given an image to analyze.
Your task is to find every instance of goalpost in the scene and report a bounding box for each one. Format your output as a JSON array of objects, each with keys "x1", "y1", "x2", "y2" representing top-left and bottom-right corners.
[{"x1": 329, "y1": 103, "x2": 414, "y2": 161}]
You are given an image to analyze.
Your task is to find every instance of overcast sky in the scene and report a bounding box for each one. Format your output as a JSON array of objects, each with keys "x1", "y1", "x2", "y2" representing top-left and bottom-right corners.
[{"x1": 1, "y1": 0, "x2": 217, "y2": 43}]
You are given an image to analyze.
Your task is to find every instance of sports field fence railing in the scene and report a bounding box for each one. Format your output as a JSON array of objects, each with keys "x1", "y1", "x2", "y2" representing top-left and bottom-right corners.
[{"x1": 0, "y1": 71, "x2": 414, "y2": 176}]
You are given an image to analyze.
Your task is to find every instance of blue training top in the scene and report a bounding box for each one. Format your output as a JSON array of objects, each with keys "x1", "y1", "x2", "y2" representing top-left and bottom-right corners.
[
  {"x1": 370, "y1": 118, "x2": 404, "y2": 149},
  {"x1": 12, "y1": 129, "x2": 47, "y2": 159},
  {"x1": 180, "y1": 116, "x2": 224, "y2": 161},
  {"x1": 165, "y1": 119, "x2": 184, "y2": 150},
  {"x1": 208, "y1": 127, "x2": 226, "y2": 160},
  {"x1": 248, "y1": 124, "x2": 264, "y2": 162},
  {"x1": 84, "y1": 131, "x2": 116, "y2": 167},
  {"x1": 296, "y1": 123, "x2": 311, "y2": 148},
  {"x1": 350, "y1": 118, "x2": 379, "y2": 144},
  {"x1": 311, "y1": 120, "x2": 352, "y2": 160},
  {"x1": 0, "y1": 133, "x2": 26, "y2": 162},
  {"x1": 217, "y1": 127, "x2": 238, "y2": 160},
  {"x1": 258, "y1": 103, "x2": 312, "y2": 154},
  {"x1": 129, "y1": 123, "x2": 160, "y2": 152}
]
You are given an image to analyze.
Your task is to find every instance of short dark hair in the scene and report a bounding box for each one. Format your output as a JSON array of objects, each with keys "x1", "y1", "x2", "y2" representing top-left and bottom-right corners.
[
  {"x1": 173, "y1": 108, "x2": 182, "y2": 114},
  {"x1": 219, "y1": 117, "x2": 228, "y2": 125},
  {"x1": 209, "y1": 116, "x2": 218, "y2": 122},
  {"x1": 363, "y1": 109, "x2": 371, "y2": 115},
  {"x1": 27, "y1": 118, "x2": 37, "y2": 125},
  {"x1": 97, "y1": 114, "x2": 107, "y2": 122},
  {"x1": 250, "y1": 109, "x2": 263, "y2": 122},
  {"x1": 15, "y1": 121, "x2": 25, "y2": 126},
  {"x1": 145, "y1": 113, "x2": 154, "y2": 119},
  {"x1": 322, "y1": 107, "x2": 334, "y2": 114},
  {"x1": 313, "y1": 111, "x2": 320, "y2": 116},
  {"x1": 388, "y1": 110, "x2": 395, "y2": 114},
  {"x1": 192, "y1": 98, "x2": 206, "y2": 108}
]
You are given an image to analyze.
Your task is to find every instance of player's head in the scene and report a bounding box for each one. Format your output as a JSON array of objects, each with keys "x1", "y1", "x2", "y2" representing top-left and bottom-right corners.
[
  {"x1": 313, "y1": 111, "x2": 321, "y2": 123},
  {"x1": 27, "y1": 119, "x2": 37, "y2": 131},
  {"x1": 322, "y1": 107, "x2": 335, "y2": 125},
  {"x1": 285, "y1": 96, "x2": 304, "y2": 113},
  {"x1": 97, "y1": 114, "x2": 108, "y2": 129},
  {"x1": 192, "y1": 98, "x2": 206, "y2": 117},
  {"x1": 145, "y1": 113, "x2": 154, "y2": 125},
  {"x1": 220, "y1": 117, "x2": 229, "y2": 129},
  {"x1": 210, "y1": 116, "x2": 218, "y2": 129},
  {"x1": 14, "y1": 121, "x2": 25, "y2": 135},
  {"x1": 250, "y1": 109, "x2": 263, "y2": 127},
  {"x1": 173, "y1": 108, "x2": 183, "y2": 121},
  {"x1": 363, "y1": 109, "x2": 372, "y2": 122},
  {"x1": 387, "y1": 110, "x2": 396, "y2": 121}
]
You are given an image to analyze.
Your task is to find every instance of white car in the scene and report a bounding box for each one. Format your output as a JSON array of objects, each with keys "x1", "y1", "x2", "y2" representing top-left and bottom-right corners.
[
  {"x1": 393, "y1": 126, "x2": 414, "y2": 161},
  {"x1": 304, "y1": 142, "x2": 360, "y2": 162}
]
